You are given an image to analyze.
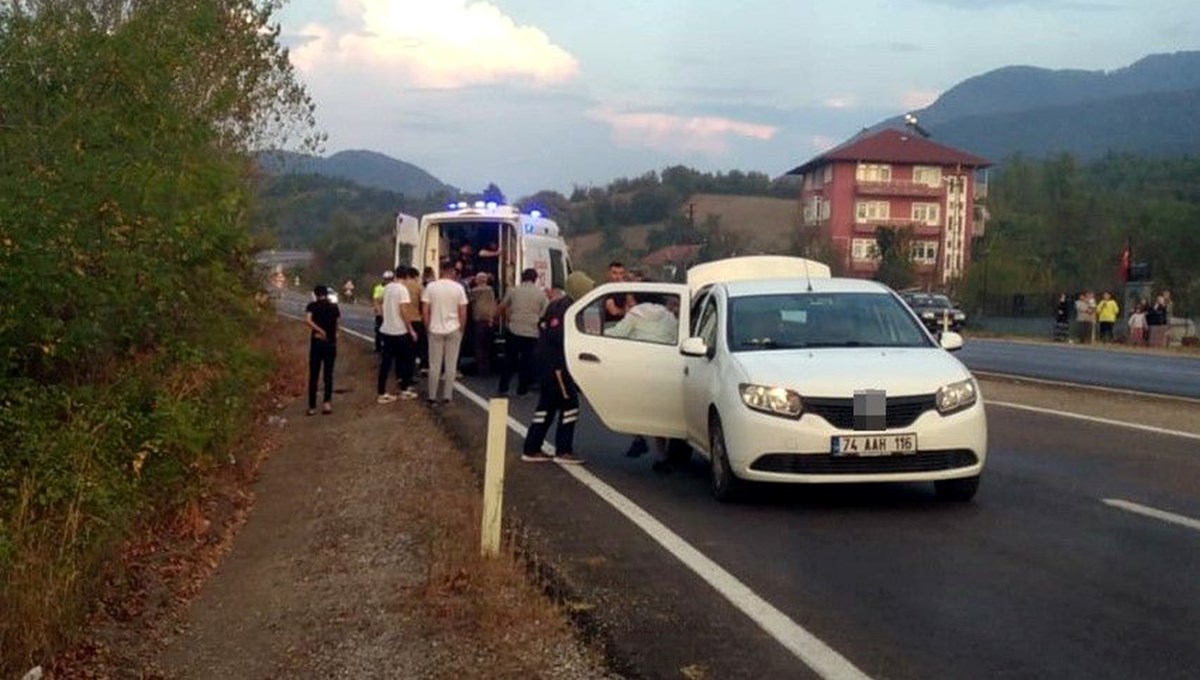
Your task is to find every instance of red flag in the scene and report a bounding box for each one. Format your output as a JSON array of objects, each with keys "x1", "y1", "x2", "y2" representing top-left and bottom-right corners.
[{"x1": 1118, "y1": 240, "x2": 1131, "y2": 282}]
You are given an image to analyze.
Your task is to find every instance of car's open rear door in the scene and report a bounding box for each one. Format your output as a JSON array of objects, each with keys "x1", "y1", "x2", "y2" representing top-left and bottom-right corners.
[{"x1": 564, "y1": 282, "x2": 689, "y2": 438}]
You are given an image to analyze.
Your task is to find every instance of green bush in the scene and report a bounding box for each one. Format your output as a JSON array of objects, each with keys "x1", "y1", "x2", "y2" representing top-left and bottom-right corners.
[{"x1": 0, "y1": 0, "x2": 316, "y2": 671}]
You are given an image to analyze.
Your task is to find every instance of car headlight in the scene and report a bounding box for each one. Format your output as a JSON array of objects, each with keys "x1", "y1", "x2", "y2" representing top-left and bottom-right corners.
[
  {"x1": 936, "y1": 379, "x2": 977, "y2": 415},
  {"x1": 954, "y1": 313, "x2": 965, "y2": 321},
  {"x1": 921, "y1": 312, "x2": 935, "y2": 319},
  {"x1": 739, "y1": 383, "x2": 803, "y2": 418}
]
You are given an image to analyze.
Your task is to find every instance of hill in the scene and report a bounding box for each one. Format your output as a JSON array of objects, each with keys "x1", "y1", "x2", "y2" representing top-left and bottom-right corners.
[
  {"x1": 257, "y1": 149, "x2": 455, "y2": 198},
  {"x1": 876, "y1": 50, "x2": 1200, "y2": 162}
]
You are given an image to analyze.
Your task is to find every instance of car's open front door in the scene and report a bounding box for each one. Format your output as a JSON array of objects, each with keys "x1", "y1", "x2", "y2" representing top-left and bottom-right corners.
[{"x1": 565, "y1": 282, "x2": 689, "y2": 438}]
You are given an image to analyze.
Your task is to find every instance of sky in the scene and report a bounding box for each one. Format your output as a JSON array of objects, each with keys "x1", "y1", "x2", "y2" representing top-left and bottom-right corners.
[{"x1": 277, "y1": 0, "x2": 1198, "y2": 199}]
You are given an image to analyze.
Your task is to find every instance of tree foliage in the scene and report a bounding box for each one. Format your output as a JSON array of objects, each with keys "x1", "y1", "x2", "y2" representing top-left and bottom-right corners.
[
  {"x1": 960, "y1": 153, "x2": 1200, "y2": 314},
  {"x1": 0, "y1": 0, "x2": 316, "y2": 669}
]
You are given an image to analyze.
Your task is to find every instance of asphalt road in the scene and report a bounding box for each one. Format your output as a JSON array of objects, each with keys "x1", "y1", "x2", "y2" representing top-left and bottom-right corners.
[
  {"x1": 958, "y1": 338, "x2": 1200, "y2": 398},
  {"x1": 286, "y1": 298, "x2": 1200, "y2": 678}
]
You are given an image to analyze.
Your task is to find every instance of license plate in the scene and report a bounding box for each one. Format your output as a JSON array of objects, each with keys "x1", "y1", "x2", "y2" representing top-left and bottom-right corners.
[{"x1": 832, "y1": 433, "x2": 918, "y2": 456}]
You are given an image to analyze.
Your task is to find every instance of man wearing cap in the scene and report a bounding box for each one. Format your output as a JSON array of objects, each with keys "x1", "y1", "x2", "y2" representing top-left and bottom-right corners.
[
  {"x1": 377, "y1": 267, "x2": 418, "y2": 403},
  {"x1": 372, "y1": 270, "x2": 393, "y2": 353}
]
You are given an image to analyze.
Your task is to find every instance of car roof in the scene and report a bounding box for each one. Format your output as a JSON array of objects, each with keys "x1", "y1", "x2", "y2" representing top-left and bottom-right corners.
[{"x1": 723, "y1": 277, "x2": 892, "y2": 298}]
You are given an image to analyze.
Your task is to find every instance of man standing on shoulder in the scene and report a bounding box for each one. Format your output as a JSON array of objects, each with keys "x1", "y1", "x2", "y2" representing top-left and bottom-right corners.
[
  {"x1": 522, "y1": 271, "x2": 595, "y2": 465},
  {"x1": 377, "y1": 267, "x2": 418, "y2": 403},
  {"x1": 422, "y1": 262, "x2": 469, "y2": 404},
  {"x1": 497, "y1": 268, "x2": 547, "y2": 395},
  {"x1": 372, "y1": 270, "x2": 392, "y2": 353},
  {"x1": 305, "y1": 285, "x2": 340, "y2": 416}
]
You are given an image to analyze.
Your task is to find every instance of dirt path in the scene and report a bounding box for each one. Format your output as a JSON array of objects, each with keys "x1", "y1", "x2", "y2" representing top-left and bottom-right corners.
[{"x1": 51, "y1": 318, "x2": 614, "y2": 679}]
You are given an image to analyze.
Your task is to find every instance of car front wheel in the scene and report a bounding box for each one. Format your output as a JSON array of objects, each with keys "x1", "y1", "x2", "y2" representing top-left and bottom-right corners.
[
  {"x1": 709, "y1": 418, "x2": 747, "y2": 503},
  {"x1": 934, "y1": 475, "x2": 980, "y2": 502}
]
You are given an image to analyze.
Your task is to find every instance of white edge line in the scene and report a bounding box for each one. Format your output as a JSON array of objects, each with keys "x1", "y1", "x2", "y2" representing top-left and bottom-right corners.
[
  {"x1": 987, "y1": 401, "x2": 1200, "y2": 442},
  {"x1": 453, "y1": 384, "x2": 872, "y2": 680},
  {"x1": 1102, "y1": 498, "x2": 1200, "y2": 532}
]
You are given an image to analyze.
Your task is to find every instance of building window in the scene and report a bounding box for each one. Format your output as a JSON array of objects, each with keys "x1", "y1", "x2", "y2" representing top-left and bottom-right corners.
[
  {"x1": 822, "y1": 165, "x2": 833, "y2": 184},
  {"x1": 913, "y1": 166, "x2": 942, "y2": 186},
  {"x1": 819, "y1": 198, "x2": 830, "y2": 220},
  {"x1": 855, "y1": 200, "x2": 889, "y2": 223},
  {"x1": 912, "y1": 202, "x2": 941, "y2": 225},
  {"x1": 910, "y1": 240, "x2": 938, "y2": 265},
  {"x1": 855, "y1": 163, "x2": 891, "y2": 182},
  {"x1": 852, "y1": 238, "x2": 879, "y2": 262}
]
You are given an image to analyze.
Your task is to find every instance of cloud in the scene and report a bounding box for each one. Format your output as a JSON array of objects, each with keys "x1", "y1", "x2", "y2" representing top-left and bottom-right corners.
[
  {"x1": 901, "y1": 89, "x2": 940, "y2": 110},
  {"x1": 290, "y1": 0, "x2": 580, "y2": 89},
  {"x1": 823, "y1": 96, "x2": 856, "y2": 110},
  {"x1": 587, "y1": 109, "x2": 778, "y2": 154}
]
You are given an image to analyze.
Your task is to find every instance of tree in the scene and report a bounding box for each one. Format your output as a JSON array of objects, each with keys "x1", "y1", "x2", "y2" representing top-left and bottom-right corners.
[
  {"x1": 873, "y1": 227, "x2": 915, "y2": 290},
  {"x1": 481, "y1": 182, "x2": 506, "y2": 205}
]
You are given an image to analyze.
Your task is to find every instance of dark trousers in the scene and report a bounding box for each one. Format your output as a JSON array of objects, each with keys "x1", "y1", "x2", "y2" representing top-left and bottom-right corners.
[
  {"x1": 499, "y1": 332, "x2": 537, "y2": 393},
  {"x1": 1099, "y1": 321, "x2": 1115, "y2": 342},
  {"x1": 523, "y1": 370, "x2": 580, "y2": 455},
  {"x1": 377, "y1": 333, "x2": 415, "y2": 394},
  {"x1": 473, "y1": 320, "x2": 495, "y2": 374},
  {"x1": 308, "y1": 340, "x2": 336, "y2": 409},
  {"x1": 374, "y1": 315, "x2": 384, "y2": 352}
]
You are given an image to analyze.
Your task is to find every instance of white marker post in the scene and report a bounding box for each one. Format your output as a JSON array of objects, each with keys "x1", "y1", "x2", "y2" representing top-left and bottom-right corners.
[{"x1": 480, "y1": 397, "x2": 508, "y2": 557}]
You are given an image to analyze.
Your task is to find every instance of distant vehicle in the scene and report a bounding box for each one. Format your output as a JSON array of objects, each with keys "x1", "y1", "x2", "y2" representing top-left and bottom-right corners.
[
  {"x1": 394, "y1": 202, "x2": 571, "y2": 301},
  {"x1": 901, "y1": 292, "x2": 966, "y2": 333},
  {"x1": 565, "y1": 256, "x2": 987, "y2": 502}
]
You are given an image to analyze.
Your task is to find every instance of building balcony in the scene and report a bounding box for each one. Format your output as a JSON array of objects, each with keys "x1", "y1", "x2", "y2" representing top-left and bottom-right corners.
[
  {"x1": 853, "y1": 219, "x2": 942, "y2": 234},
  {"x1": 855, "y1": 180, "x2": 943, "y2": 198}
]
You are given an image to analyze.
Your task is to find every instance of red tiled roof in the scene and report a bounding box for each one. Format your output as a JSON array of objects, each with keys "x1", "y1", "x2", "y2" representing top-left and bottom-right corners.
[
  {"x1": 642, "y1": 243, "x2": 702, "y2": 267},
  {"x1": 786, "y1": 128, "x2": 991, "y2": 175}
]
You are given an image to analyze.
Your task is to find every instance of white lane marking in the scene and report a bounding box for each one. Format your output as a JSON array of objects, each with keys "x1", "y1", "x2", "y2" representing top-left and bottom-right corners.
[
  {"x1": 987, "y1": 401, "x2": 1200, "y2": 442},
  {"x1": 1102, "y1": 499, "x2": 1200, "y2": 533},
  {"x1": 454, "y1": 384, "x2": 874, "y2": 680}
]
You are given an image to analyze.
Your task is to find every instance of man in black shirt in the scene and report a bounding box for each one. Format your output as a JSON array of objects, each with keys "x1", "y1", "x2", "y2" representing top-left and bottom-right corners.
[{"x1": 305, "y1": 285, "x2": 340, "y2": 415}]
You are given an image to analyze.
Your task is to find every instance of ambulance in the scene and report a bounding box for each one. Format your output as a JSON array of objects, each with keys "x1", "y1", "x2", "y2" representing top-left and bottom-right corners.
[{"x1": 394, "y1": 202, "x2": 571, "y2": 298}]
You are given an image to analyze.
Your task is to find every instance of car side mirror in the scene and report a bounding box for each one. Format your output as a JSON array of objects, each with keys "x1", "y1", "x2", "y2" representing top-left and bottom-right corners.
[
  {"x1": 939, "y1": 331, "x2": 964, "y2": 351},
  {"x1": 680, "y1": 336, "x2": 709, "y2": 358}
]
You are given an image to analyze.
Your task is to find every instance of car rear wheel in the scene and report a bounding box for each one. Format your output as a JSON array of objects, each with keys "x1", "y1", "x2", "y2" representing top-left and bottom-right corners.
[
  {"x1": 709, "y1": 418, "x2": 747, "y2": 503},
  {"x1": 935, "y1": 475, "x2": 980, "y2": 502}
]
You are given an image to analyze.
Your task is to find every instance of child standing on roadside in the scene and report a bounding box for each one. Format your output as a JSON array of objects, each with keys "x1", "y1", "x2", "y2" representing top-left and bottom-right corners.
[{"x1": 305, "y1": 285, "x2": 340, "y2": 415}]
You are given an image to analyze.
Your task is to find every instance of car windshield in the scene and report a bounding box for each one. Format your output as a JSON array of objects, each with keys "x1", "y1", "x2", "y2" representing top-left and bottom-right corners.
[{"x1": 729, "y1": 292, "x2": 933, "y2": 350}]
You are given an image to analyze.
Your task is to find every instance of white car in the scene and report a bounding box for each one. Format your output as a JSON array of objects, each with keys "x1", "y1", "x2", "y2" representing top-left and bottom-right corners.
[{"x1": 565, "y1": 256, "x2": 987, "y2": 502}]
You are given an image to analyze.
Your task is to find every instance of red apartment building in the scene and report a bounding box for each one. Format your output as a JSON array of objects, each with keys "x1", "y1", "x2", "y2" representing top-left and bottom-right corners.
[{"x1": 787, "y1": 128, "x2": 991, "y2": 288}]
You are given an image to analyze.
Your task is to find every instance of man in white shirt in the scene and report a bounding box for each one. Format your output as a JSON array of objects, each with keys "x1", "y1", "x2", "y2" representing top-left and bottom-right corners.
[
  {"x1": 377, "y1": 268, "x2": 418, "y2": 403},
  {"x1": 421, "y1": 262, "x2": 469, "y2": 404}
]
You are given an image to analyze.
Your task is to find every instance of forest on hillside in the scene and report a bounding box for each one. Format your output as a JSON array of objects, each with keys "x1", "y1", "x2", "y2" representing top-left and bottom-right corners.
[
  {"x1": 275, "y1": 165, "x2": 798, "y2": 284},
  {"x1": 958, "y1": 152, "x2": 1200, "y2": 316}
]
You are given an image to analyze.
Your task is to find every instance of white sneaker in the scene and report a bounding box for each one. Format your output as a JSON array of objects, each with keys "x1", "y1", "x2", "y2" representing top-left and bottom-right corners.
[
  {"x1": 399, "y1": 388, "x2": 418, "y2": 400},
  {"x1": 376, "y1": 394, "x2": 398, "y2": 404}
]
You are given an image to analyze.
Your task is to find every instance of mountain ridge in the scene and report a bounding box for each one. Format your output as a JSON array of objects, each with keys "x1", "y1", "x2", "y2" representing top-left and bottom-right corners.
[
  {"x1": 256, "y1": 148, "x2": 456, "y2": 198},
  {"x1": 876, "y1": 49, "x2": 1200, "y2": 162}
]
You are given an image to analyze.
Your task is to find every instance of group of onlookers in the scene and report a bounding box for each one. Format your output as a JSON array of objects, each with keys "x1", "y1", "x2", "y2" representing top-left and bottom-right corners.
[{"x1": 1054, "y1": 288, "x2": 1175, "y2": 347}]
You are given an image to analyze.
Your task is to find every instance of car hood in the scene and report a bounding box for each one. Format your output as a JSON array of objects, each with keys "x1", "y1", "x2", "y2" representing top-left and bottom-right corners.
[{"x1": 732, "y1": 348, "x2": 972, "y2": 398}]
